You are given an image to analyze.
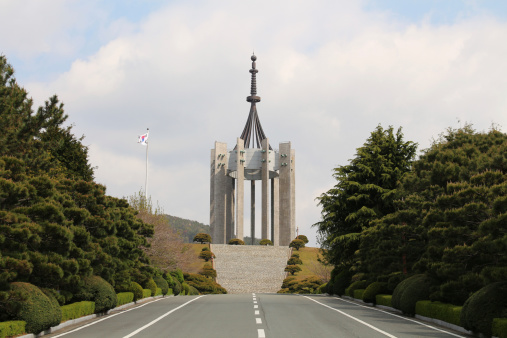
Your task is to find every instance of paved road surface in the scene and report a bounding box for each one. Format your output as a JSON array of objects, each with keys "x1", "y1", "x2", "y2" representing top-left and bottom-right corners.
[{"x1": 46, "y1": 294, "x2": 471, "y2": 338}]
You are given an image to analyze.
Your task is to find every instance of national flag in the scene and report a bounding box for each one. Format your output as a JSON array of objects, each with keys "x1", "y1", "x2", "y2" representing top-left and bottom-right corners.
[{"x1": 138, "y1": 132, "x2": 149, "y2": 145}]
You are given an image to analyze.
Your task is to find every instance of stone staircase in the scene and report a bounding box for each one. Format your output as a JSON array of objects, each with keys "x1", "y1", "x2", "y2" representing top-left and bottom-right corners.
[{"x1": 211, "y1": 244, "x2": 291, "y2": 294}]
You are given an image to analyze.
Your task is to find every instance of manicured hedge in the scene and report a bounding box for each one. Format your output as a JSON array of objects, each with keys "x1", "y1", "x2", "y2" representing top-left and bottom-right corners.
[
  {"x1": 144, "y1": 278, "x2": 157, "y2": 297},
  {"x1": 315, "y1": 283, "x2": 327, "y2": 294},
  {"x1": 142, "y1": 289, "x2": 152, "y2": 298},
  {"x1": 492, "y1": 318, "x2": 507, "y2": 338},
  {"x1": 353, "y1": 289, "x2": 365, "y2": 300},
  {"x1": 155, "y1": 288, "x2": 163, "y2": 296},
  {"x1": 332, "y1": 270, "x2": 352, "y2": 296},
  {"x1": 183, "y1": 273, "x2": 227, "y2": 294},
  {"x1": 75, "y1": 276, "x2": 117, "y2": 313},
  {"x1": 363, "y1": 282, "x2": 388, "y2": 304},
  {"x1": 415, "y1": 301, "x2": 462, "y2": 326},
  {"x1": 376, "y1": 294, "x2": 393, "y2": 307},
  {"x1": 0, "y1": 320, "x2": 26, "y2": 338},
  {"x1": 392, "y1": 274, "x2": 432, "y2": 315},
  {"x1": 130, "y1": 282, "x2": 143, "y2": 301},
  {"x1": 167, "y1": 288, "x2": 173, "y2": 295},
  {"x1": 172, "y1": 278, "x2": 182, "y2": 296},
  {"x1": 460, "y1": 282, "x2": 507, "y2": 336},
  {"x1": 345, "y1": 281, "x2": 368, "y2": 297},
  {"x1": 153, "y1": 275, "x2": 169, "y2": 295},
  {"x1": 116, "y1": 292, "x2": 134, "y2": 306},
  {"x1": 7, "y1": 282, "x2": 62, "y2": 334},
  {"x1": 61, "y1": 301, "x2": 95, "y2": 322}
]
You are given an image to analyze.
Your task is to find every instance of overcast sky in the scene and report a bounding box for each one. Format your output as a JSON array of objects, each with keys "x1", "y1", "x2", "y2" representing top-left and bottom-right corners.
[{"x1": 2, "y1": 0, "x2": 507, "y2": 247}]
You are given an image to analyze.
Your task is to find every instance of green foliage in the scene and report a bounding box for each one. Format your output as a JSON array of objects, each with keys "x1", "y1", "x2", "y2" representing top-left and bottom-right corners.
[
  {"x1": 362, "y1": 282, "x2": 388, "y2": 304},
  {"x1": 285, "y1": 265, "x2": 302, "y2": 275},
  {"x1": 129, "y1": 282, "x2": 143, "y2": 301},
  {"x1": 287, "y1": 257, "x2": 303, "y2": 265},
  {"x1": 142, "y1": 289, "x2": 151, "y2": 298},
  {"x1": 155, "y1": 288, "x2": 162, "y2": 296},
  {"x1": 144, "y1": 278, "x2": 157, "y2": 297},
  {"x1": 259, "y1": 239, "x2": 273, "y2": 246},
  {"x1": 228, "y1": 238, "x2": 245, "y2": 245},
  {"x1": 60, "y1": 301, "x2": 95, "y2": 322},
  {"x1": 74, "y1": 276, "x2": 117, "y2": 313},
  {"x1": 199, "y1": 265, "x2": 217, "y2": 279},
  {"x1": 333, "y1": 269, "x2": 352, "y2": 296},
  {"x1": 353, "y1": 289, "x2": 365, "y2": 300},
  {"x1": 315, "y1": 283, "x2": 327, "y2": 294},
  {"x1": 116, "y1": 292, "x2": 134, "y2": 306},
  {"x1": 376, "y1": 295, "x2": 393, "y2": 307},
  {"x1": 493, "y1": 318, "x2": 507, "y2": 338},
  {"x1": 315, "y1": 125, "x2": 417, "y2": 268},
  {"x1": 0, "y1": 320, "x2": 26, "y2": 338},
  {"x1": 392, "y1": 274, "x2": 433, "y2": 315},
  {"x1": 460, "y1": 282, "x2": 507, "y2": 336},
  {"x1": 415, "y1": 301, "x2": 462, "y2": 327},
  {"x1": 181, "y1": 282, "x2": 190, "y2": 295},
  {"x1": 170, "y1": 269, "x2": 184, "y2": 283},
  {"x1": 198, "y1": 251, "x2": 215, "y2": 262},
  {"x1": 1, "y1": 282, "x2": 61, "y2": 334},
  {"x1": 289, "y1": 239, "x2": 305, "y2": 251},
  {"x1": 187, "y1": 285, "x2": 199, "y2": 295},
  {"x1": 153, "y1": 276, "x2": 169, "y2": 295},
  {"x1": 278, "y1": 276, "x2": 324, "y2": 294},
  {"x1": 172, "y1": 279, "x2": 182, "y2": 296},
  {"x1": 201, "y1": 247, "x2": 209, "y2": 251},
  {"x1": 296, "y1": 235, "x2": 309, "y2": 244},
  {"x1": 183, "y1": 273, "x2": 226, "y2": 294},
  {"x1": 193, "y1": 233, "x2": 212, "y2": 244},
  {"x1": 345, "y1": 280, "x2": 368, "y2": 297},
  {"x1": 387, "y1": 273, "x2": 406, "y2": 293}
]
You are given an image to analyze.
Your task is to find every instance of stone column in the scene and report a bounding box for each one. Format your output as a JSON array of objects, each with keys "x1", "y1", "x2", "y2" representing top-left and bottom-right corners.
[
  {"x1": 279, "y1": 142, "x2": 293, "y2": 246},
  {"x1": 261, "y1": 138, "x2": 269, "y2": 241},
  {"x1": 290, "y1": 148, "x2": 296, "y2": 241},
  {"x1": 236, "y1": 138, "x2": 244, "y2": 241},
  {"x1": 211, "y1": 141, "x2": 228, "y2": 244},
  {"x1": 271, "y1": 177, "x2": 279, "y2": 246},
  {"x1": 210, "y1": 149, "x2": 215, "y2": 238},
  {"x1": 251, "y1": 180, "x2": 255, "y2": 245},
  {"x1": 226, "y1": 175, "x2": 234, "y2": 243}
]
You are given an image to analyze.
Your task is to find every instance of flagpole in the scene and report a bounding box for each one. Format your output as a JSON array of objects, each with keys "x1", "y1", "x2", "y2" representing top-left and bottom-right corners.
[{"x1": 145, "y1": 128, "x2": 149, "y2": 199}]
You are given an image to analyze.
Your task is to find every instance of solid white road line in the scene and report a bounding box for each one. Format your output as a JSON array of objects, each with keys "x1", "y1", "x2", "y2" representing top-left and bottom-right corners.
[
  {"x1": 51, "y1": 297, "x2": 167, "y2": 337},
  {"x1": 123, "y1": 296, "x2": 205, "y2": 338},
  {"x1": 258, "y1": 329, "x2": 266, "y2": 338},
  {"x1": 333, "y1": 297, "x2": 464, "y2": 338},
  {"x1": 255, "y1": 310, "x2": 260, "y2": 315},
  {"x1": 256, "y1": 318, "x2": 262, "y2": 324},
  {"x1": 303, "y1": 296, "x2": 397, "y2": 338}
]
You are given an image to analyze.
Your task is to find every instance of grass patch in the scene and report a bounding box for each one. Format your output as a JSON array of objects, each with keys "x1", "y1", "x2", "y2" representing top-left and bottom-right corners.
[
  {"x1": 292, "y1": 247, "x2": 331, "y2": 282},
  {"x1": 185, "y1": 243, "x2": 210, "y2": 274}
]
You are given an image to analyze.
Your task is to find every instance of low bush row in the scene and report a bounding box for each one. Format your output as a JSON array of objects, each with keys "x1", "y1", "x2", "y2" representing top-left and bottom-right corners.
[
  {"x1": 415, "y1": 301, "x2": 461, "y2": 327},
  {"x1": 0, "y1": 320, "x2": 25, "y2": 338},
  {"x1": 61, "y1": 301, "x2": 95, "y2": 322},
  {"x1": 116, "y1": 292, "x2": 135, "y2": 307}
]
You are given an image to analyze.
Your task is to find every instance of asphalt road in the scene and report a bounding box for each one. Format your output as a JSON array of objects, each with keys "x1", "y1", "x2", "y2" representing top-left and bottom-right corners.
[{"x1": 46, "y1": 294, "x2": 471, "y2": 338}]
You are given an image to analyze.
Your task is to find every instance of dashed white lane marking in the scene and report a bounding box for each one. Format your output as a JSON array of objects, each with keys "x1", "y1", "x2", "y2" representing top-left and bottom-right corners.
[
  {"x1": 258, "y1": 329, "x2": 266, "y2": 338},
  {"x1": 254, "y1": 305, "x2": 258, "y2": 309},
  {"x1": 332, "y1": 297, "x2": 464, "y2": 337},
  {"x1": 303, "y1": 296, "x2": 397, "y2": 338},
  {"x1": 254, "y1": 301, "x2": 257, "y2": 304},
  {"x1": 123, "y1": 296, "x2": 205, "y2": 338},
  {"x1": 256, "y1": 318, "x2": 262, "y2": 324},
  {"x1": 255, "y1": 310, "x2": 260, "y2": 315}
]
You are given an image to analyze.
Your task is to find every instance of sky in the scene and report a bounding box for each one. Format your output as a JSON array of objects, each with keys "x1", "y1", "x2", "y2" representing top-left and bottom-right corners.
[{"x1": 2, "y1": 0, "x2": 507, "y2": 247}]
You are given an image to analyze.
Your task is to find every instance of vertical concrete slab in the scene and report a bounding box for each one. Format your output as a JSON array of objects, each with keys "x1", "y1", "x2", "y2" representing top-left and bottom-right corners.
[
  {"x1": 261, "y1": 138, "x2": 269, "y2": 240},
  {"x1": 210, "y1": 149, "x2": 215, "y2": 239},
  {"x1": 271, "y1": 177, "x2": 279, "y2": 246},
  {"x1": 290, "y1": 148, "x2": 296, "y2": 241},
  {"x1": 251, "y1": 180, "x2": 255, "y2": 245},
  {"x1": 279, "y1": 142, "x2": 292, "y2": 246},
  {"x1": 212, "y1": 141, "x2": 228, "y2": 244},
  {"x1": 226, "y1": 173, "x2": 234, "y2": 243},
  {"x1": 236, "y1": 138, "x2": 244, "y2": 241}
]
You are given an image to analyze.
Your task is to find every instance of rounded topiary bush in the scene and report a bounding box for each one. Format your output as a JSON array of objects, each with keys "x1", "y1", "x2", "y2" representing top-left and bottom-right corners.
[
  {"x1": 129, "y1": 282, "x2": 143, "y2": 301},
  {"x1": 387, "y1": 272, "x2": 405, "y2": 293},
  {"x1": 6, "y1": 282, "x2": 62, "y2": 334},
  {"x1": 75, "y1": 276, "x2": 117, "y2": 313},
  {"x1": 153, "y1": 275, "x2": 169, "y2": 295},
  {"x1": 287, "y1": 257, "x2": 303, "y2": 265},
  {"x1": 172, "y1": 278, "x2": 182, "y2": 296},
  {"x1": 392, "y1": 274, "x2": 433, "y2": 315},
  {"x1": 259, "y1": 239, "x2": 273, "y2": 246},
  {"x1": 333, "y1": 270, "x2": 352, "y2": 296},
  {"x1": 362, "y1": 282, "x2": 388, "y2": 304},
  {"x1": 460, "y1": 282, "x2": 507, "y2": 336},
  {"x1": 345, "y1": 280, "x2": 369, "y2": 297},
  {"x1": 144, "y1": 278, "x2": 157, "y2": 297},
  {"x1": 228, "y1": 238, "x2": 245, "y2": 245}
]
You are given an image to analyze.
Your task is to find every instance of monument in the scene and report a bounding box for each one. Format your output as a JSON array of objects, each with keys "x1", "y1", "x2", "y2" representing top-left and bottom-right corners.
[{"x1": 210, "y1": 55, "x2": 295, "y2": 246}]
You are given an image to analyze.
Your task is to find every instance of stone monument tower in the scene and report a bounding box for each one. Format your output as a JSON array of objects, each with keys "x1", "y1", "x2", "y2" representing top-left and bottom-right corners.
[{"x1": 210, "y1": 55, "x2": 295, "y2": 246}]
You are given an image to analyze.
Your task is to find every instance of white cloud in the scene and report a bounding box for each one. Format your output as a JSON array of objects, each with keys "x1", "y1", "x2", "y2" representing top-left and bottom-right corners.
[{"x1": 9, "y1": 0, "x2": 507, "y2": 247}]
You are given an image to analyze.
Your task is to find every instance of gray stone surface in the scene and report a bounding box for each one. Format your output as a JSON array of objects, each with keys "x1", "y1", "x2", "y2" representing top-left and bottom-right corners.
[{"x1": 212, "y1": 244, "x2": 291, "y2": 294}]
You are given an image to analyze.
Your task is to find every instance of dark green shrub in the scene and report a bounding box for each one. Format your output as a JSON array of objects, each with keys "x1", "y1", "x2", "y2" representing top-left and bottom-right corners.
[
  {"x1": 187, "y1": 285, "x2": 199, "y2": 295},
  {"x1": 74, "y1": 276, "x2": 117, "y2": 313},
  {"x1": 291, "y1": 252, "x2": 300, "y2": 258},
  {"x1": 163, "y1": 273, "x2": 174, "y2": 289},
  {"x1": 61, "y1": 301, "x2": 95, "y2": 322},
  {"x1": 116, "y1": 292, "x2": 134, "y2": 306},
  {"x1": 201, "y1": 247, "x2": 210, "y2": 251},
  {"x1": 181, "y1": 282, "x2": 191, "y2": 295},
  {"x1": 4, "y1": 282, "x2": 62, "y2": 334},
  {"x1": 493, "y1": 318, "x2": 507, "y2": 338},
  {"x1": 172, "y1": 278, "x2": 182, "y2": 296},
  {"x1": 170, "y1": 269, "x2": 184, "y2": 283},
  {"x1": 392, "y1": 274, "x2": 433, "y2": 315},
  {"x1": 345, "y1": 281, "x2": 368, "y2": 297},
  {"x1": 259, "y1": 239, "x2": 273, "y2": 246},
  {"x1": 144, "y1": 278, "x2": 157, "y2": 296},
  {"x1": 184, "y1": 273, "x2": 226, "y2": 294},
  {"x1": 460, "y1": 282, "x2": 507, "y2": 336},
  {"x1": 228, "y1": 238, "x2": 245, "y2": 245},
  {"x1": 281, "y1": 277, "x2": 296, "y2": 289},
  {"x1": 289, "y1": 239, "x2": 305, "y2": 250},
  {"x1": 387, "y1": 272, "x2": 405, "y2": 292},
  {"x1": 198, "y1": 251, "x2": 215, "y2": 262},
  {"x1": 315, "y1": 283, "x2": 327, "y2": 294},
  {"x1": 287, "y1": 257, "x2": 302, "y2": 265},
  {"x1": 281, "y1": 276, "x2": 324, "y2": 294},
  {"x1": 199, "y1": 265, "x2": 217, "y2": 279},
  {"x1": 354, "y1": 289, "x2": 365, "y2": 300},
  {"x1": 363, "y1": 282, "x2": 388, "y2": 304},
  {"x1": 333, "y1": 269, "x2": 352, "y2": 296},
  {"x1": 155, "y1": 288, "x2": 162, "y2": 296},
  {"x1": 142, "y1": 289, "x2": 151, "y2": 298},
  {"x1": 193, "y1": 233, "x2": 211, "y2": 244},
  {"x1": 153, "y1": 275, "x2": 169, "y2": 295},
  {"x1": 415, "y1": 301, "x2": 461, "y2": 326},
  {"x1": 43, "y1": 288, "x2": 65, "y2": 306},
  {"x1": 285, "y1": 265, "x2": 302, "y2": 275},
  {"x1": 129, "y1": 282, "x2": 143, "y2": 301},
  {"x1": 0, "y1": 321, "x2": 26, "y2": 338},
  {"x1": 326, "y1": 280, "x2": 334, "y2": 295},
  {"x1": 376, "y1": 295, "x2": 392, "y2": 307},
  {"x1": 296, "y1": 235, "x2": 309, "y2": 244}
]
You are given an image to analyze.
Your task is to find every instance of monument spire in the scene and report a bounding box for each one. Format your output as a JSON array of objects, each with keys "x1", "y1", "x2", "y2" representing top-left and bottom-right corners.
[{"x1": 240, "y1": 54, "x2": 270, "y2": 149}]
